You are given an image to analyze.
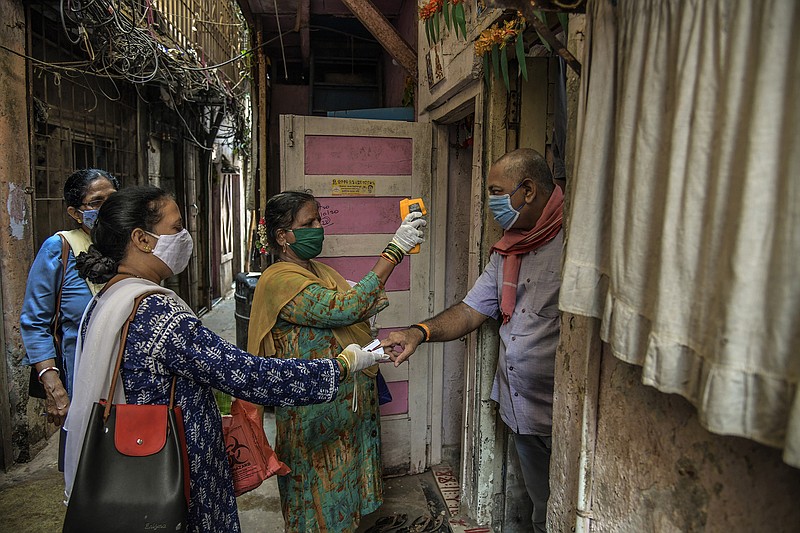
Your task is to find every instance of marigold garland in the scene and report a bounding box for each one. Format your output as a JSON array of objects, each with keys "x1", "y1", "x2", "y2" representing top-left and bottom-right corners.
[
  {"x1": 419, "y1": 0, "x2": 467, "y2": 44},
  {"x1": 474, "y1": 12, "x2": 527, "y2": 92},
  {"x1": 474, "y1": 14, "x2": 525, "y2": 57},
  {"x1": 419, "y1": 0, "x2": 443, "y2": 21}
]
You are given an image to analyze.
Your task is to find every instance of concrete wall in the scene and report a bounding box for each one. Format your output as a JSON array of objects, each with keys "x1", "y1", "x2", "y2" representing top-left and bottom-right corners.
[
  {"x1": 549, "y1": 12, "x2": 800, "y2": 533},
  {"x1": 551, "y1": 323, "x2": 800, "y2": 532},
  {"x1": 0, "y1": 0, "x2": 43, "y2": 467}
]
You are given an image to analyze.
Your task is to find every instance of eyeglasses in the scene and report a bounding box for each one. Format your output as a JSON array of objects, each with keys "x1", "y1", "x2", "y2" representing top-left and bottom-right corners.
[{"x1": 81, "y1": 198, "x2": 107, "y2": 210}]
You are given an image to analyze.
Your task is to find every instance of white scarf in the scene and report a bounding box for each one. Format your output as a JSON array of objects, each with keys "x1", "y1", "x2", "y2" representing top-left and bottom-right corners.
[{"x1": 63, "y1": 277, "x2": 193, "y2": 501}]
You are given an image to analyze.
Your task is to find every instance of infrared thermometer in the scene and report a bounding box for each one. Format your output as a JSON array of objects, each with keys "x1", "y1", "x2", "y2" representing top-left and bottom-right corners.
[{"x1": 399, "y1": 197, "x2": 427, "y2": 254}]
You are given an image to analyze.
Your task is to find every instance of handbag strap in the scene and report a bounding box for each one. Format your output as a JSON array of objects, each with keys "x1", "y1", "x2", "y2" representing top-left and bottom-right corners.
[
  {"x1": 51, "y1": 234, "x2": 70, "y2": 347},
  {"x1": 102, "y1": 290, "x2": 178, "y2": 421}
]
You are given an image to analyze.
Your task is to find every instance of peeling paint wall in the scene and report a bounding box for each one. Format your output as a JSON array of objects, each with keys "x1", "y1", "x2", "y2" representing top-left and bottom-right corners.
[
  {"x1": 552, "y1": 336, "x2": 800, "y2": 532},
  {"x1": 0, "y1": 0, "x2": 42, "y2": 467}
]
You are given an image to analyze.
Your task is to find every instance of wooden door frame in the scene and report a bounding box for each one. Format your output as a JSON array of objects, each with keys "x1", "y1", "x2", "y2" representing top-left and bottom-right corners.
[{"x1": 425, "y1": 81, "x2": 503, "y2": 524}]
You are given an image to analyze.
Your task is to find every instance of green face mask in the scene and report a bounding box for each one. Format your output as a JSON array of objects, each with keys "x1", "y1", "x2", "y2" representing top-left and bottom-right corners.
[{"x1": 288, "y1": 227, "x2": 324, "y2": 259}]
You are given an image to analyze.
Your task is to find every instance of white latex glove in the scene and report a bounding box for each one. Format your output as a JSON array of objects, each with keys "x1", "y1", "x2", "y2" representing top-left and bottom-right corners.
[
  {"x1": 391, "y1": 211, "x2": 427, "y2": 254},
  {"x1": 338, "y1": 343, "x2": 384, "y2": 374}
]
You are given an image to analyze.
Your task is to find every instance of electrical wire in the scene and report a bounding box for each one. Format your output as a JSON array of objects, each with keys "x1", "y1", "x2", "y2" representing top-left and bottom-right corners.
[
  {"x1": 27, "y1": 0, "x2": 257, "y2": 152},
  {"x1": 273, "y1": 0, "x2": 288, "y2": 80}
]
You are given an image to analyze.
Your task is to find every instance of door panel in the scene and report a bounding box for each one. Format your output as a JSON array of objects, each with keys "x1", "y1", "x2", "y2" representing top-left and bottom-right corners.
[{"x1": 280, "y1": 115, "x2": 433, "y2": 474}]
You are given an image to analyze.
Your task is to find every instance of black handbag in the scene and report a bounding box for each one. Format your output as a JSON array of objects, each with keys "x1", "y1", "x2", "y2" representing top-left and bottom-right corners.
[
  {"x1": 63, "y1": 292, "x2": 191, "y2": 533},
  {"x1": 28, "y1": 234, "x2": 69, "y2": 399}
]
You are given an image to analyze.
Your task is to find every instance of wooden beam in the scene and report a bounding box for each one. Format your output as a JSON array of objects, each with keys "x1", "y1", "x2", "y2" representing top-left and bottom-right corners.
[
  {"x1": 529, "y1": 15, "x2": 581, "y2": 76},
  {"x1": 339, "y1": 0, "x2": 418, "y2": 79},
  {"x1": 294, "y1": 0, "x2": 310, "y2": 68}
]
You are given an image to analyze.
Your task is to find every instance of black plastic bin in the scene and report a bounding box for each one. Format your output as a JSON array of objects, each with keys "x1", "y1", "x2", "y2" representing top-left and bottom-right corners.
[{"x1": 234, "y1": 272, "x2": 261, "y2": 350}]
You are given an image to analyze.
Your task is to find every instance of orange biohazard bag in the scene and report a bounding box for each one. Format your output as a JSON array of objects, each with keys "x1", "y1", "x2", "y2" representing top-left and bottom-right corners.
[{"x1": 222, "y1": 399, "x2": 290, "y2": 496}]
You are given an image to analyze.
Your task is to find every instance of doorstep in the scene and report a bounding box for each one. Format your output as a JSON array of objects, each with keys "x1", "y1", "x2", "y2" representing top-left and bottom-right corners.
[{"x1": 431, "y1": 464, "x2": 494, "y2": 533}]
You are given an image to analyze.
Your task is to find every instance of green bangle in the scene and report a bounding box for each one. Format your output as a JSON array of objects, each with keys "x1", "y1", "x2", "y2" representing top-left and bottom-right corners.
[
  {"x1": 382, "y1": 243, "x2": 404, "y2": 264},
  {"x1": 385, "y1": 242, "x2": 405, "y2": 258},
  {"x1": 336, "y1": 356, "x2": 350, "y2": 381}
]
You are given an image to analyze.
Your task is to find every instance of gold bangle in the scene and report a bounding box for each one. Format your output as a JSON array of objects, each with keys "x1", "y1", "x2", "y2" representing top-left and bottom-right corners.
[{"x1": 380, "y1": 252, "x2": 399, "y2": 265}]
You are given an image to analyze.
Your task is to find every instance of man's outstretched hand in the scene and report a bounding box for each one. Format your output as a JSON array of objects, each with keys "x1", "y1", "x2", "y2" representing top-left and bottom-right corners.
[{"x1": 379, "y1": 328, "x2": 425, "y2": 367}]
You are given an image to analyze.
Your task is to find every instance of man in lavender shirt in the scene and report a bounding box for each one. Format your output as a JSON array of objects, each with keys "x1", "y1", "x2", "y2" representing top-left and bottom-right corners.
[{"x1": 381, "y1": 149, "x2": 563, "y2": 533}]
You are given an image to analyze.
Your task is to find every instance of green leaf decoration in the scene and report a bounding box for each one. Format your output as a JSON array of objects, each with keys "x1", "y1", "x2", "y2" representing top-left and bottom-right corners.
[
  {"x1": 500, "y1": 47, "x2": 510, "y2": 92},
  {"x1": 443, "y1": 0, "x2": 450, "y2": 31},
  {"x1": 534, "y1": 10, "x2": 552, "y2": 52},
  {"x1": 425, "y1": 19, "x2": 432, "y2": 46},
  {"x1": 433, "y1": 11, "x2": 440, "y2": 43},
  {"x1": 483, "y1": 53, "x2": 491, "y2": 87},
  {"x1": 558, "y1": 13, "x2": 569, "y2": 35},
  {"x1": 516, "y1": 32, "x2": 528, "y2": 81},
  {"x1": 454, "y1": 3, "x2": 467, "y2": 40},
  {"x1": 491, "y1": 44, "x2": 500, "y2": 79}
]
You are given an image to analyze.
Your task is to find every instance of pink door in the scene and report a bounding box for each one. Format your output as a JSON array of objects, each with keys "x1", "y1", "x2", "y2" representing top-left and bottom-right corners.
[{"x1": 280, "y1": 115, "x2": 434, "y2": 475}]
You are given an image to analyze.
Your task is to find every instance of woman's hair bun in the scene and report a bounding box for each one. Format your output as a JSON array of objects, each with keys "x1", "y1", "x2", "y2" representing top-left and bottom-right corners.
[{"x1": 75, "y1": 245, "x2": 118, "y2": 284}]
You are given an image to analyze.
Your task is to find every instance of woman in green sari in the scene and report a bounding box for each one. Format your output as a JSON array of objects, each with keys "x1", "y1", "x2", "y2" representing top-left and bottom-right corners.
[{"x1": 248, "y1": 191, "x2": 426, "y2": 532}]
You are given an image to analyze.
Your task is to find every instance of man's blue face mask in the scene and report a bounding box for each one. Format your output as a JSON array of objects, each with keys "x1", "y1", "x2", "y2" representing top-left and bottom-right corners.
[{"x1": 488, "y1": 182, "x2": 526, "y2": 230}]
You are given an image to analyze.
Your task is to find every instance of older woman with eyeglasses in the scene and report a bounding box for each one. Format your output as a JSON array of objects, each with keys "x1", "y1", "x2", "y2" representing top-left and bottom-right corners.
[{"x1": 21, "y1": 168, "x2": 119, "y2": 427}]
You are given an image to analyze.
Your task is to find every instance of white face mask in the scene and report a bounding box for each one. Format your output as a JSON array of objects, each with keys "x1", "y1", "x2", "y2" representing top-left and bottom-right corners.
[{"x1": 145, "y1": 229, "x2": 194, "y2": 275}]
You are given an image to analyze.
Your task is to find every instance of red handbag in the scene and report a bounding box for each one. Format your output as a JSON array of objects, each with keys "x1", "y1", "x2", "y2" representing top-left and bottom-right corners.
[{"x1": 222, "y1": 398, "x2": 289, "y2": 496}]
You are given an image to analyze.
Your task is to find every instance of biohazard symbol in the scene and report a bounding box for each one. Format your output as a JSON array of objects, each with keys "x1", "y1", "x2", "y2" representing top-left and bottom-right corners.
[{"x1": 226, "y1": 435, "x2": 250, "y2": 466}]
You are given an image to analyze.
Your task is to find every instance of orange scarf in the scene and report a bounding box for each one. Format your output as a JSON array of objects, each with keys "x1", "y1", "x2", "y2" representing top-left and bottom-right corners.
[{"x1": 490, "y1": 186, "x2": 564, "y2": 323}]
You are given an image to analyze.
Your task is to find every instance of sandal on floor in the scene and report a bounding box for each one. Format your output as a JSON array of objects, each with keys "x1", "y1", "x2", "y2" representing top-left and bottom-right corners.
[
  {"x1": 364, "y1": 513, "x2": 409, "y2": 533},
  {"x1": 403, "y1": 514, "x2": 433, "y2": 533},
  {"x1": 424, "y1": 512, "x2": 447, "y2": 532}
]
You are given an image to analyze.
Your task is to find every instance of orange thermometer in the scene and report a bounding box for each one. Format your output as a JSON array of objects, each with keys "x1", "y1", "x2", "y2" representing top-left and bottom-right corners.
[{"x1": 399, "y1": 197, "x2": 427, "y2": 254}]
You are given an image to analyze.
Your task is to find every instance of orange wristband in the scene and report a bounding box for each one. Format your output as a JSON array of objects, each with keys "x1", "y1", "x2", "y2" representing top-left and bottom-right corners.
[{"x1": 409, "y1": 323, "x2": 430, "y2": 343}]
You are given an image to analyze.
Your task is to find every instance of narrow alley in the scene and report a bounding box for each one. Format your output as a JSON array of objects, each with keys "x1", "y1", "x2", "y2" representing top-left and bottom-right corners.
[{"x1": 1, "y1": 1, "x2": 799, "y2": 532}]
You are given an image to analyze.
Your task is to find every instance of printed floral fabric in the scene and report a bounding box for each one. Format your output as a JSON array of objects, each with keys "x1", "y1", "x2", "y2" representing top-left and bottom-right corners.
[
  {"x1": 112, "y1": 293, "x2": 339, "y2": 532},
  {"x1": 270, "y1": 270, "x2": 388, "y2": 533}
]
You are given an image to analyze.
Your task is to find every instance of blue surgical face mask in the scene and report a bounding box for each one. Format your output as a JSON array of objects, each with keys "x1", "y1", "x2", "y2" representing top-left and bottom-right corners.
[
  {"x1": 79, "y1": 209, "x2": 99, "y2": 230},
  {"x1": 488, "y1": 182, "x2": 526, "y2": 230}
]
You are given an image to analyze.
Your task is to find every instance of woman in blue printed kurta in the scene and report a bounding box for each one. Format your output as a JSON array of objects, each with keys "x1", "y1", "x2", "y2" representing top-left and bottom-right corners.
[
  {"x1": 66, "y1": 186, "x2": 383, "y2": 532},
  {"x1": 81, "y1": 290, "x2": 342, "y2": 531}
]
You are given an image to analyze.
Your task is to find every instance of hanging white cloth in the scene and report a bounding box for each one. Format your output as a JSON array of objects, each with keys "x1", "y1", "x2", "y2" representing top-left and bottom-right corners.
[
  {"x1": 63, "y1": 277, "x2": 194, "y2": 500},
  {"x1": 560, "y1": 0, "x2": 800, "y2": 468}
]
